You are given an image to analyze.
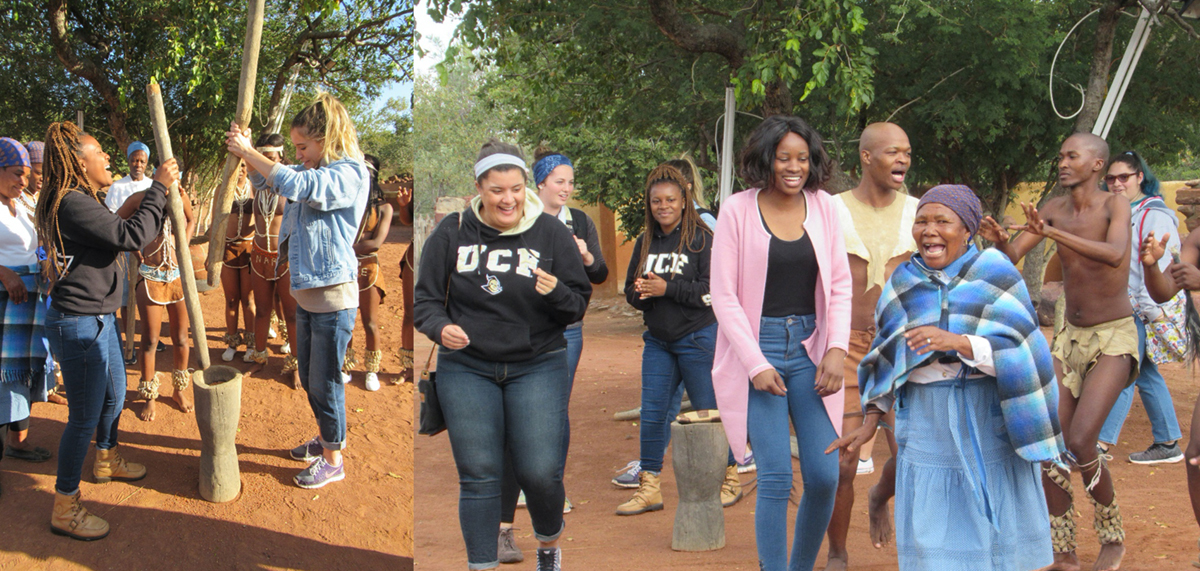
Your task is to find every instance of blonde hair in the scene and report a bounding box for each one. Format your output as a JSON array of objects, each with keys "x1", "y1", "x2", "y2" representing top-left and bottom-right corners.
[
  {"x1": 291, "y1": 92, "x2": 363, "y2": 164},
  {"x1": 665, "y1": 153, "x2": 707, "y2": 208}
]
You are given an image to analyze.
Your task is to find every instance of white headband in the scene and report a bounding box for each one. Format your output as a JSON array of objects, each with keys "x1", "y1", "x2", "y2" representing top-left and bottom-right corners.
[
  {"x1": 474, "y1": 153, "x2": 527, "y2": 179},
  {"x1": 256, "y1": 146, "x2": 284, "y2": 153}
]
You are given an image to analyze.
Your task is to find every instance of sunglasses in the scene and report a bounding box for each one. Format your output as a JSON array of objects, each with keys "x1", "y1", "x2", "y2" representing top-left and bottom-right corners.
[{"x1": 1104, "y1": 172, "x2": 1138, "y2": 185}]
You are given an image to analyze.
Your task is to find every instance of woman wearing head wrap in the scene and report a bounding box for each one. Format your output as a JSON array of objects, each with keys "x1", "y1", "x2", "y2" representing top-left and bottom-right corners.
[
  {"x1": 0, "y1": 138, "x2": 53, "y2": 488},
  {"x1": 829, "y1": 184, "x2": 1065, "y2": 570},
  {"x1": 21, "y1": 141, "x2": 43, "y2": 216}
]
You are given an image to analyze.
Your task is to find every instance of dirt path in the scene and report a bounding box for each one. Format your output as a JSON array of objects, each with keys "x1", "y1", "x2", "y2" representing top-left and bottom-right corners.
[
  {"x1": 416, "y1": 295, "x2": 1200, "y2": 570},
  {"x1": 1, "y1": 223, "x2": 413, "y2": 571}
]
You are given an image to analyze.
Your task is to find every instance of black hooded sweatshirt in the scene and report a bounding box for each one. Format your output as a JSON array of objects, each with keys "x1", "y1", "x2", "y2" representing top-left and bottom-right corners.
[
  {"x1": 624, "y1": 223, "x2": 716, "y2": 342},
  {"x1": 50, "y1": 185, "x2": 167, "y2": 315},
  {"x1": 415, "y1": 205, "x2": 592, "y2": 363}
]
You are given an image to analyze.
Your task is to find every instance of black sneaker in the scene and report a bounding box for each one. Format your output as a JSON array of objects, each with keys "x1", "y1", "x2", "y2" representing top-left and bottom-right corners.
[
  {"x1": 1129, "y1": 442, "x2": 1184, "y2": 465},
  {"x1": 535, "y1": 548, "x2": 561, "y2": 571}
]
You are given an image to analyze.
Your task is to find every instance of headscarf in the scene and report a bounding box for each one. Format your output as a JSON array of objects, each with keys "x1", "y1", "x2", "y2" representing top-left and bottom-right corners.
[
  {"x1": 0, "y1": 138, "x2": 31, "y2": 169},
  {"x1": 533, "y1": 154, "x2": 573, "y2": 186},
  {"x1": 917, "y1": 184, "x2": 982, "y2": 238},
  {"x1": 126, "y1": 141, "x2": 151, "y2": 160},
  {"x1": 24, "y1": 141, "x2": 44, "y2": 165}
]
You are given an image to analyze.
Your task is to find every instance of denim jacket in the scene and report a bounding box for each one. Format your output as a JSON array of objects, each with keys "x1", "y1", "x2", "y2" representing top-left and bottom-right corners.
[{"x1": 250, "y1": 158, "x2": 369, "y2": 291}]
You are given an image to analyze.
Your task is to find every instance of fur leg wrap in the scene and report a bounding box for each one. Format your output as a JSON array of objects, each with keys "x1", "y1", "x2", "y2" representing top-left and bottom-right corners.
[
  {"x1": 242, "y1": 331, "x2": 255, "y2": 351},
  {"x1": 365, "y1": 350, "x2": 382, "y2": 374},
  {"x1": 282, "y1": 354, "x2": 298, "y2": 373},
  {"x1": 344, "y1": 339, "x2": 358, "y2": 371},
  {"x1": 222, "y1": 332, "x2": 241, "y2": 348},
  {"x1": 1044, "y1": 463, "x2": 1077, "y2": 553},
  {"x1": 138, "y1": 373, "x2": 160, "y2": 401},
  {"x1": 399, "y1": 347, "x2": 413, "y2": 370},
  {"x1": 250, "y1": 349, "x2": 269, "y2": 364},
  {"x1": 172, "y1": 369, "x2": 190, "y2": 391}
]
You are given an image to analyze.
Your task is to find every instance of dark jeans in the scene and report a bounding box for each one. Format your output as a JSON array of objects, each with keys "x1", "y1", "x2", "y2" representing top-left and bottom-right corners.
[
  {"x1": 438, "y1": 347, "x2": 568, "y2": 569},
  {"x1": 501, "y1": 327, "x2": 582, "y2": 523},
  {"x1": 748, "y1": 314, "x2": 839, "y2": 571},
  {"x1": 639, "y1": 322, "x2": 732, "y2": 473},
  {"x1": 47, "y1": 309, "x2": 125, "y2": 495},
  {"x1": 295, "y1": 307, "x2": 355, "y2": 450}
]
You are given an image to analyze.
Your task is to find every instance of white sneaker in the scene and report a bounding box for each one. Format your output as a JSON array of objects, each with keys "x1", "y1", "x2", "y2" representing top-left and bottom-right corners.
[
  {"x1": 857, "y1": 457, "x2": 875, "y2": 475},
  {"x1": 268, "y1": 326, "x2": 278, "y2": 339},
  {"x1": 221, "y1": 347, "x2": 237, "y2": 362},
  {"x1": 365, "y1": 373, "x2": 380, "y2": 392},
  {"x1": 340, "y1": 371, "x2": 351, "y2": 385},
  {"x1": 242, "y1": 348, "x2": 255, "y2": 363},
  {"x1": 280, "y1": 343, "x2": 291, "y2": 355}
]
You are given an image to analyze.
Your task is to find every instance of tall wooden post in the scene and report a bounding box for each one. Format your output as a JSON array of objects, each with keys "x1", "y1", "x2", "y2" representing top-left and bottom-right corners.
[
  {"x1": 147, "y1": 83, "x2": 211, "y2": 371},
  {"x1": 203, "y1": 0, "x2": 266, "y2": 287}
]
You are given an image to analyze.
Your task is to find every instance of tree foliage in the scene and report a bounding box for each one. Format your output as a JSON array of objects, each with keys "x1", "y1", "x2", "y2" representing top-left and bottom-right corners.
[{"x1": 0, "y1": 0, "x2": 412, "y2": 200}]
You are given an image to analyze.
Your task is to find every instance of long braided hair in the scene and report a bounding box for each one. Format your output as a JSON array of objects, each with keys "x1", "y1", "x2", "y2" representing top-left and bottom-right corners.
[
  {"x1": 36, "y1": 121, "x2": 98, "y2": 284},
  {"x1": 634, "y1": 164, "x2": 711, "y2": 278}
]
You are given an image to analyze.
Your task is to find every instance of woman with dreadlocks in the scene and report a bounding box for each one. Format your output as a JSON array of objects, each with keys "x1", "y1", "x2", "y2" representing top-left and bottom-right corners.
[
  {"x1": 709, "y1": 115, "x2": 851, "y2": 571},
  {"x1": 36, "y1": 122, "x2": 176, "y2": 540},
  {"x1": 615, "y1": 163, "x2": 740, "y2": 517}
]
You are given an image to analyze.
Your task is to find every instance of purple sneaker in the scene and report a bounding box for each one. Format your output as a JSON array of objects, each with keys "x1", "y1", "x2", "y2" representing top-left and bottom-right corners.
[
  {"x1": 289, "y1": 437, "x2": 322, "y2": 462},
  {"x1": 294, "y1": 457, "x2": 345, "y2": 489}
]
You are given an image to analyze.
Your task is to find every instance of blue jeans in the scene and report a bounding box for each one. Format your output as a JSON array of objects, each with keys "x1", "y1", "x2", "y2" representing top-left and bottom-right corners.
[
  {"x1": 500, "y1": 327, "x2": 583, "y2": 523},
  {"x1": 47, "y1": 309, "x2": 126, "y2": 495},
  {"x1": 438, "y1": 347, "x2": 568, "y2": 569},
  {"x1": 639, "y1": 322, "x2": 732, "y2": 473},
  {"x1": 295, "y1": 307, "x2": 354, "y2": 450},
  {"x1": 747, "y1": 315, "x2": 839, "y2": 571},
  {"x1": 1100, "y1": 318, "x2": 1182, "y2": 445}
]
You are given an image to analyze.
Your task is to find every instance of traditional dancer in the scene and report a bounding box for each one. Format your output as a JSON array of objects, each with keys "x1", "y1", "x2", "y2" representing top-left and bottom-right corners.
[
  {"x1": 220, "y1": 161, "x2": 257, "y2": 363},
  {"x1": 37, "y1": 122, "x2": 174, "y2": 539},
  {"x1": 831, "y1": 184, "x2": 1063, "y2": 570},
  {"x1": 343, "y1": 154, "x2": 392, "y2": 392},
  {"x1": 115, "y1": 183, "x2": 195, "y2": 421},
  {"x1": 824, "y1": 122, "x2": 917, "y2": 570},
  {"x1": 245, "y1": 133, "x2": 300, "y2": 388},
  {"x1": 980, "y1": 133, "x2": 1134, "y2": 571},
  {"x1": 104, "y1": 141, "x2": 154, "y2": 366}
]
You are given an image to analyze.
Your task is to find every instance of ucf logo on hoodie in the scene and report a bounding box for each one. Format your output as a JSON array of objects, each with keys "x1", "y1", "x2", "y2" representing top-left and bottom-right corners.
[{"x1": 456, "y1": 245, "x2": 541, "y2": 295}]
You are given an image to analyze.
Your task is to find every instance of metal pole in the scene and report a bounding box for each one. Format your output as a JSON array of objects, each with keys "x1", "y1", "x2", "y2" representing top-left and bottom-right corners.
[
  {"x1": 718, "y1": 86, "x2": 736, "y2": 204},
  {"x1": 147, "y1": 82, "x2": 212, "y2": 370},
  {"x1": 75, "y1": 111, "x2": 83, "y2": 132},
  {"x1": 1093, "y1": 7, "x2": 1153, "y2": 138}
]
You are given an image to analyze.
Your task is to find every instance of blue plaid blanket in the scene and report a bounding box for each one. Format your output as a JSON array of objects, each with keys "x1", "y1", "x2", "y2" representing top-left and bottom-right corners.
[
  {"x1": 860, "y1": 246, "x2": 1065, "y2": 463},
  {"x1": 0, "y1": 264, "x2": 48, "y2": 389}
]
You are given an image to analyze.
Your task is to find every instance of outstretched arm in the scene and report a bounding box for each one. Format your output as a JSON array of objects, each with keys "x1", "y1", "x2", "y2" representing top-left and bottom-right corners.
[
  {"x1": 979, "y1": 215, "x2": 1043, "y2": 264},
  {"x1": 1018, "y1": 199, "x2": 1129, "y2": 268}
]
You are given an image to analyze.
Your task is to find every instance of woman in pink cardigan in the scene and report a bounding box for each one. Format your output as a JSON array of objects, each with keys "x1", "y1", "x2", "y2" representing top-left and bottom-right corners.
[{"x1": 711, "y1": 115, "x2": 852, "y2": 571}]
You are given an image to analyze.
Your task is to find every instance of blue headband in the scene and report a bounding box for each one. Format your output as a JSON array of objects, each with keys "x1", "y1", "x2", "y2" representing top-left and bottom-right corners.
[
  {"x1": 533, "y1": 154, "x2": 573, "y2": 186},
  {"x1": 0, "y1": 138, "x2": 31, "y2": 169},
  {"x1": 127, "y1": 141, "x2": 150, "y2": 160}
]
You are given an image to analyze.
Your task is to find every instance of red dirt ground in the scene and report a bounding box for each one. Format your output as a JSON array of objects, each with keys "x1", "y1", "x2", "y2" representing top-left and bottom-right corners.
[
  {"x1": 0, "y1": 224, "x2": 413, "y2": 571},
  {"x1": 416, "y1": 295, "x2": 1200, "y2": 570}
]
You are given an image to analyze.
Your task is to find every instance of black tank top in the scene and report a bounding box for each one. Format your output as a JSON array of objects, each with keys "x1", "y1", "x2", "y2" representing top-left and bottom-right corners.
[{"x1": 761, "y1": 214, "x2": 819, "y2": 317}]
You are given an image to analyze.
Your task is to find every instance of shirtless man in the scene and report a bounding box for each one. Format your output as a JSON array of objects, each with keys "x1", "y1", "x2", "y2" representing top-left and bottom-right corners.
[
  {"x1": 979, "y1": 133, "x2": 1133, "y2": 571},
  {"x1": 117, "y1": 180, "x2": 196, "y2": 421},
  {"x1": 244, "y1": 134, "x2": 300, "y2": 388},
  {"x1": 1139, "y1": 224, "x2": 1200, "y2": 561},
  {"x1": 823, "y1": 122, "x2": 916, "y2": 571}
]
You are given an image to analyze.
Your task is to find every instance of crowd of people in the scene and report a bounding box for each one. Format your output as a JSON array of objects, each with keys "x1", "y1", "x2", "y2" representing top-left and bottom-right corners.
[
  {"x1": 0, "y1": 92, "x2": 414, "y2": 542},
  {"x1": 416, "y1": 115, "x2": 1200, "y2": 571}
]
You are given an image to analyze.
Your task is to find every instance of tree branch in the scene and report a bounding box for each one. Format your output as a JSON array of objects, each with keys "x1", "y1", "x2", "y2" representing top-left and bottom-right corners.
[
  {"x1": 48, "y1": 0, "x2": 131, "y2": 151},
  {"x1": 646, "y1": 0, "x2": 745, "y2": 69}
]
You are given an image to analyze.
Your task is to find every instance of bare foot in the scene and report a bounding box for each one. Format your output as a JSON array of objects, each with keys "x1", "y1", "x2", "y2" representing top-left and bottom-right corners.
[
  {"x1": 1093, "y1": 543, "x2": 1124, "y2": 571},
  {"x1": 172, "y1": 390, "x2": 194, "y2": 413},
  {"x1": 291, "y1": 370, "x2": 301, "y2": 390},
  {"x1": 244, "y1": 362, "x2": 266, "y2": 379},
  {"x1": 822, "y1": 554, "x2": 848, "y2": 571},
  {"x1": 139, "y1": 399, "x2": 157, "y2": 422},
  {"x1": 866, "y1": 484, "x2": 893, "y2": 548},
  {"x1": 48, "y1": 392, "x2": 68, "y2": 405},
  {"x1": 1037, "y1": 552, "x2": 1081, "y2": 571}
]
